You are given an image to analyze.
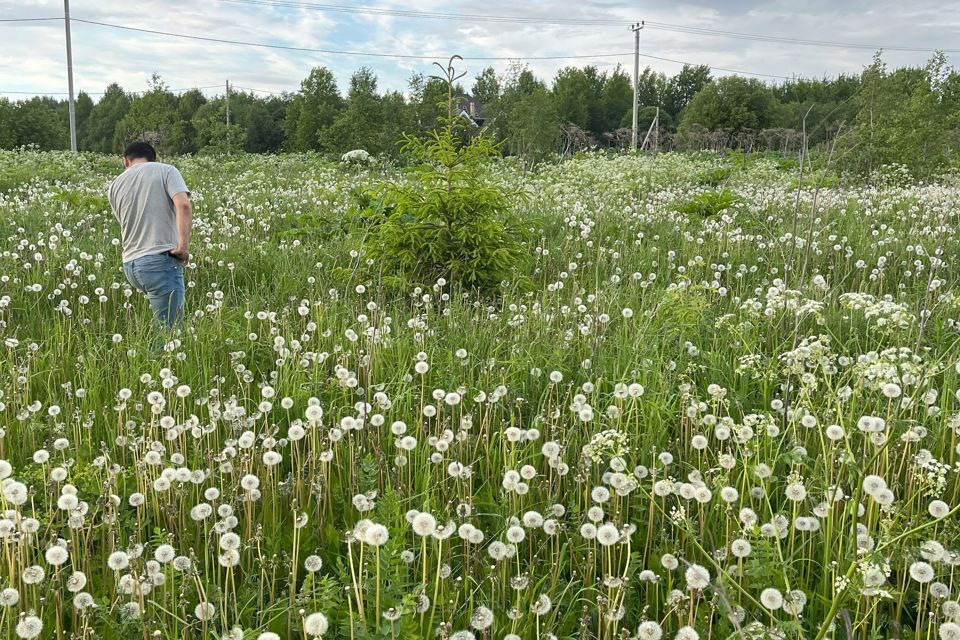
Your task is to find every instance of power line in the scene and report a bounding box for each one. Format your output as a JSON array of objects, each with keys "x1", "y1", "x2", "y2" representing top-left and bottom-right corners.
[
  {"x1": 638, "y1": 53, "x2": 792, "y2": 80},
  {"x1": 4, "y1": 9, "x2": 956, "y2": 54},
  {"x1": 643, "y1": 21, "x2": 960, "y2": 53},
  {"x1": 0, "y1": 15, "x2": 834, "y2": 87},
  {"x1": 217, "y1": 0, "x2": 629, "y2": 25},
  {"x1": 1, "y1": 84, "x2": 225, "y2": 97},
  {"x1": 67, "y1": 17, "x2": 813, "y2": 74},
  {"x1": 215, "y1": 1, "x2": 958, "y2": 53},
  {"x1": 0, "y1": 49, "x2": 792, "y2": 99},
  {"x1": 70, "y1": 18, "x2": 634, "y2": 60},
  {"x1": 0, "y1": 17, "x2": 62, "y2": 23},
  {"x1": 232, "y1": 85, "x2": 289, "y2": 95}
]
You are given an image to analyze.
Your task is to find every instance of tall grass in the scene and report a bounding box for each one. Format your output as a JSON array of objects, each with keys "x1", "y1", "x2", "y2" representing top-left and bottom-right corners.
[{"x1": 0, "y1": 148, "x2": 957, "y2": 640}]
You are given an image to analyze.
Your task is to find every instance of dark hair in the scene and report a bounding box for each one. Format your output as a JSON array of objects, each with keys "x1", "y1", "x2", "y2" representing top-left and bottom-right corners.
[{"x1": 123, "y1": 141, "x2": 157, "y2": 162}]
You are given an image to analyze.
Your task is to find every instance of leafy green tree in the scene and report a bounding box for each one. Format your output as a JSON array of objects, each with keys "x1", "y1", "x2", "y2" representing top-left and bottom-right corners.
[
  {"x1": 771, "y1": 74, "x2": 859, "y2": 144},
  {"x1": 499, "y1": 66, "x2": 559, "y2": 162},
  {"x1": 636, "y1": 67, "x2": 669, "y2": 110},
  {"x1": 0, "y1": 99, "x2": 16, "y2": 148},
  {"x1": 82, "y1": 83, "x2": 130, "y2": 153},
  {"x1": 471, "y1": 67, "x2": 500, "y2": 108},
  {"x1": 634, "y1": 105, "x2": 673, "y2": 133},
  {"x1": 284, "y1": 67, "x2": 343, "y2": 151},
  {"x1": 74, "y1": 92, "x2": 94, "y2": 150},
  {"x1": 378, "y1": 90, "x2": 414, "y2": 154},
  {"x1": 409, "y1": 73, "x2": 454, "y2": 137},
  {"x1": 843, "y1": 52, "x2": 960, "y2": 175},
  {"x1": 582, "y1": 66, "x2": 608, "y2": 135},
  {"x1": 601, "y1": 66, "x2": 633, "y2": 132},
  {"x1": 322, "y1": 67, "x2": 384, "y2": 154},
  {"x1": 665, "y1": 65, "x2": 712, "y2": 123},
  {"x1": 552, "y1": 67, "x2": 591, "y2": 128},
  {"x1": 678, "y1": 75, "x2": 776, "y2": 134},
  {"x1": 114, "y1": 74, "x2": 179, "y2": 154},
  {"x1": 11, "y1": 97, "x2": 68, "y2": 149},
  {"x1": 191, "y1": 97, "x2": 243, "y2": 154},
  {"x1": 246, "y1": 95, "x2": 287, "y2": 153},
  {"x1": 165, "y1": 88, "x2": 207, "y2": 154},
  {"x1": 192, "y1": 91, "x2": 288, "y2": 154}
]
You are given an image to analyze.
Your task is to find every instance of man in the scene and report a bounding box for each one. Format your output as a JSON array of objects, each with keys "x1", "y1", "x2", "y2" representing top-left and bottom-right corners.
[{"x1": 108, "y1": 141, "x2": 192, "y2": 328}]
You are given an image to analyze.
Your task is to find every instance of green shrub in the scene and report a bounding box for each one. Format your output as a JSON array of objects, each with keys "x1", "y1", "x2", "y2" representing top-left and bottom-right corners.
[
  {"x1": 677, "y1": 188, "x2": 740, "y2": 217},
  {"x1": 369, "y1": 57, "x2": 529, "y2": 291},
  {"x1": 697, "y1": 165, "x2": 731, "y2": 186}
]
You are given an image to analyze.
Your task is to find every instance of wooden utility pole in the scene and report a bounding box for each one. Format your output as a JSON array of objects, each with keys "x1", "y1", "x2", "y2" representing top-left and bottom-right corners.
[
  {"x1": 629, "y1": 21, "x2": 643, "y2": 152},
  {"x1": 64, "y1": 0, "x2": 77, "y2": 152}
]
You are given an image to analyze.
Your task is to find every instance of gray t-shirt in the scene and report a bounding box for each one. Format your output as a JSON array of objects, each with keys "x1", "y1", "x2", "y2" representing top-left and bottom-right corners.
[{"x1": 108, "y1": 162, "x2": 190, "y2": 263}]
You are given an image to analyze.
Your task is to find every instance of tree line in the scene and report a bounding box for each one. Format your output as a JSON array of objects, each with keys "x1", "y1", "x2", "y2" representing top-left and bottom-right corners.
[{"x1": 1, "y1": 53, "x2": 957, "y2": 173}]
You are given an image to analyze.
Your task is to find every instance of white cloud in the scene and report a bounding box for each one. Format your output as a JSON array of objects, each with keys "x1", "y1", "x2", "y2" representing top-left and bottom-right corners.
[{"x1": 0, "y1": 0, "x2": 955, "y2": 99}]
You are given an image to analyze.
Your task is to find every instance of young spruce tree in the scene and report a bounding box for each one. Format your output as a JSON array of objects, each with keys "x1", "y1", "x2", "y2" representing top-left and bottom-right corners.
[{"x1": 371, "y1": 56, "x2": 528, "y2": 292}]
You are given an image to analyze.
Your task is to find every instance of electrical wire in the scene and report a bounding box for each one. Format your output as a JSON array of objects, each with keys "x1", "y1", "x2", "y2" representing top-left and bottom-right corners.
[
  {"x1": 642, "y1": 21, "x2": 960, "y2": 53},
  {"x1": 0, "y1": 17, "x2": 63, "y2": 23},
  {"x1": 1, "y1": 84, "x2": 225, "y2": 97},
  {"x1": 67, "y1": 19, "x2": 797, "y2": 78},
  {"x1": 0, "y1": 12, "x2": 881, "y2": 93},
  {"x1": 216, "y1": 0, "x2": 628, "y2": 25},
  {"x1": 4, "y1": 8, "x2": 954, "y2": 53},
  {"x1": 232, "y1": 85, "x2": 289, "y2": 95},
  {"x1": 69, "y1": 18, "x2": 633, "y2": 60},
  {"x1": 212, "y1": 0, "x2": 958, "y2": 53},
  {"x1": 638, "y1": 53, "x2": 791, "y2": 80}
]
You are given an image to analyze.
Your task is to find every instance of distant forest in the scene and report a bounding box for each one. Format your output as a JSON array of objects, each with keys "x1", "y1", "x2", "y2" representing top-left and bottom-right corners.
[{"x1": 2, "y1": 52, "x2": 958, "y2": 174}]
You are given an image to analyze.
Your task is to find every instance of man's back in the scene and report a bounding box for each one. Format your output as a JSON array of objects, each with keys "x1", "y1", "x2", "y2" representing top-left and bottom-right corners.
[{"x1": 108, "y1": 161, "x2": 188, "y2": 263}]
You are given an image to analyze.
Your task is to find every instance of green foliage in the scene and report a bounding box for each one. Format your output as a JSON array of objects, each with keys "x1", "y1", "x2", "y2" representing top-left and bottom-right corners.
[
  {"x1": 113, "y1": 74, "x2": 180, "y2": 154},
  {"x1": 284, "y1": 66, "x2": 344, "y2": 152},
  {"x1": 664, "y1": 64, "x2": 713, "y2": 122},
  {"x1": 322, "y1": 68, "x2": 388, "y2": 154},
  {"x1": 3, "y1": 54, "x2": 959, "y2": 180},
  {"x1": 679, "y1": 76, "x2": 777, "y2": 134},
  {"x1": 677, "y1": 188, "x2": 740, "y2": 217},
  {"x1": 0, "y1": 99, "x2": 15, "y2": 149},
  {"x1": 496, "y1": 64, "x2": 561, "y2": 162},
  {"x1": 656, "y1": 285, "x2": 714, "y2": 338},
  {"x1": 3, "y1": 97, "x2": 69, "y2": 150},
  {"x1": 370, "y1": 57, "x2": 529, "y2": 291},
  {"x1": 601, "y1": 66, "x2": 634, "y2": 131},
  {"x1": 52, "y1": 189, "x2": 109, "y2": 213},
  {"x1": 81, "y1": 83, "x2": 130, "y2": 153},
  {"x1": 697, "y1": 165, "x2": 731, "y2": 186},
  {"x1": 839, "y1": 52, "x2": 960, "y2": 176},
  {"x1": 553, "y1": 66, "x2": 592, "y2": 128},
  {"x1": 471, "y1": 66, "x2": 500, "y2": 107}
]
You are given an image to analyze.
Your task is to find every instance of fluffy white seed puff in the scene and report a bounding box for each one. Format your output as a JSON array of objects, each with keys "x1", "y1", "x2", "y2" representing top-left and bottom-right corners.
[
  {"x1": 685, "y1": 564, "x2": 710, "y2": 590},
  {"x1": 16, "y1": 616, "x2": 43, "y2": 639},
  {"x1": 303, "y1": 612, "x2": 329, "y2": 637},
  {"x1": 760, "y1": 587, "x2": 784, "y2": 610}
]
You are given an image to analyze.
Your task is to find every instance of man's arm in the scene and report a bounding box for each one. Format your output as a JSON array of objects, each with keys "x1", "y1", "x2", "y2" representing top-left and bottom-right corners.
[{"x1": 170, "y1": 192, "x2": 192, "y2": 264}]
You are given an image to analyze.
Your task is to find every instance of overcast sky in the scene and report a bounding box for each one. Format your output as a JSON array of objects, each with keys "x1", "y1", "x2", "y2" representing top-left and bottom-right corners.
[{"x1": 1, "y1": 0, "x2": 957, "y2": 101}]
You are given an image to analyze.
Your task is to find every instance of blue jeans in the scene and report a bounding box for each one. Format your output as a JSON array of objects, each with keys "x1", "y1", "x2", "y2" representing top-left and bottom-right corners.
[{"x1": 123, "y1": 252, "x2": 185, "y2": 328}]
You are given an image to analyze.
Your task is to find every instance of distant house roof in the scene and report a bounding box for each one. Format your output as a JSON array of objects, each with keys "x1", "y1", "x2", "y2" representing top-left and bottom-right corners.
[{"x1": 456, "y1": 94, "x2": 485, "y2": 126}]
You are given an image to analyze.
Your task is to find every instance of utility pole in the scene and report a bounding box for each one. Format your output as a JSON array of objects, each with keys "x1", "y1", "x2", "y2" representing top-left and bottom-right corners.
[
  {"x1": 225, "y1": 79, "x2": 231, "y2": 153},
  {"x1": 629, "y1": 21, "x2": 643, "y2": 152},
  {"x1": 63, "y1": 0, "x2": 77, "y2": 152}
]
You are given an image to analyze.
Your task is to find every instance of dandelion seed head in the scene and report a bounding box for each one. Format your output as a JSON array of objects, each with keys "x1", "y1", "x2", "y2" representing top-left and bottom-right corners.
[
  {"x1": 910, "y1": 561, "x2": 935, "y2": 583},
  {"x1": 303, "y1": 612, "x2": 329, "y2": 637}
]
